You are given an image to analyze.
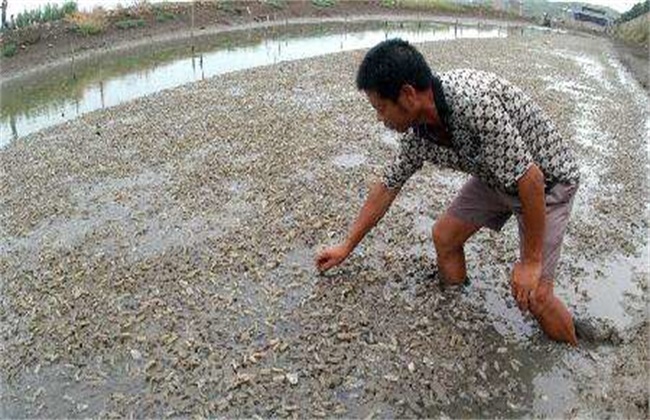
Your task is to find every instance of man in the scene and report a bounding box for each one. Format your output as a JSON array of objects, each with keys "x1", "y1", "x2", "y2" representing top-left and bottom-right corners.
[{"x1": 315, "y1": 39, "x2": 580, "y2": 345}]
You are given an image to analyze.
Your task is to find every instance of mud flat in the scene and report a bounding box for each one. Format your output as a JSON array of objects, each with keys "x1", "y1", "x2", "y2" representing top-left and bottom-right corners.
[{"x1": 1, "y1": 31, "x2": 648, "y2": 417}]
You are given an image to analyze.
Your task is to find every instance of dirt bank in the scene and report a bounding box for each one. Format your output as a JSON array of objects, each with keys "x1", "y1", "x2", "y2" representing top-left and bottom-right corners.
[
  {"x1": 612, "y1": 39, "x2": 649, "y2": 90},
  {"x1": 1, "y1": 28, "x2": 648, "y2": 417},
  {"x1": 0, "y1": 0, "x2": 526, "y2": 82}
]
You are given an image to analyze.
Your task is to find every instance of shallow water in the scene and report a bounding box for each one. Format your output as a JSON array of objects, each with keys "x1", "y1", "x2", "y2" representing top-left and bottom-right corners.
[
  {"x1": 570, "y1": 244, "x2": 648, "y2": 331},
  {"x1": 0, "y1": 20, "x2": 547, "y2": 145}
]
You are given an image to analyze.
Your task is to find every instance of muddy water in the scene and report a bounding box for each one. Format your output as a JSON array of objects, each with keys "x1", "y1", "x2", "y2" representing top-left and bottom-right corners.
[{"x1": 0, "y1": 20, "x2": 542, "y2": 145}]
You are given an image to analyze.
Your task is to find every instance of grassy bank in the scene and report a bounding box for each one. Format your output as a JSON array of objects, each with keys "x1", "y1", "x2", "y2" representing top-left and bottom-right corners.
[
  {"x1": 613, "y1": 12, "x2": 649, "y2": 48},
  {"x1": 11, "y1": 0, "x2": 78, "y2": 28},
  {"x1": 382, "y1": 0, "x2": 522, "y2": 20}
]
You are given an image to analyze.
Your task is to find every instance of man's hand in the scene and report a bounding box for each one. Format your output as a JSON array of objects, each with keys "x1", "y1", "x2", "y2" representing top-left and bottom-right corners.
[
  {"x1": 314, "y1": 182, "x2": 399, "y2": 273},
  {"x1": 315, "y1": 244, "x2": 351, "y2": 272},
  {"x1": 511, "y1": 261, "x2": 542, "y2": 312}
]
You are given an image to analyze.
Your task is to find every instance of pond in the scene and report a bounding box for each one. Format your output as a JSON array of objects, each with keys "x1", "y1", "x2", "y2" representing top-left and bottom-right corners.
[{"x1": 0, "y1": 18, "x2": 546, "y2": 146}]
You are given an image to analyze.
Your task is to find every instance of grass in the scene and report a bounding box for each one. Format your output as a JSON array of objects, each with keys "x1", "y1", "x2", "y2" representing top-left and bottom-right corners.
[
  {"x1": 398, "y1": 0, "x2": 465, "y2": 14},
  {"x1": 65, "y1": 9, "x2": 107, "y2": 36},
  {"x1": 76, "y1": 22, "x2": 103, "y2": 36},
  {"x1": 2, "y1": 41, "x2": 17, "y2": 57},
  {"x1": 614, "y1": 12, "x2": 649, "y2": 47},
  {"x1": 387, "y1": 0, "x2": 520, "y2": 19},
  {"x1": 216, "y1": 0, "x2": 236, "y2": 13},
  {"x1": 155, "y1": 11, "x2": 177, "y2": 22},
  {"x1": 618, "y1": 0, "x2": 649, "y2": 24},
  {"x1": 263, "y1": 0, "x2": 287, "y2": 9},
  {"x1": 14, "y1": 1, "x2": 77, "y2": 28},
  {"x1": 116, "y1": 18, "x2": 146, "y2": 29},
  {"x1": 311, "y1": 0, "x2": 336, "y2": 8},
  {"x1": 150, "y1": 1, "x2": 177, "y2": 22},
  {"x1": 380, "y1": 0, "x2": 398, "y2": 7}
]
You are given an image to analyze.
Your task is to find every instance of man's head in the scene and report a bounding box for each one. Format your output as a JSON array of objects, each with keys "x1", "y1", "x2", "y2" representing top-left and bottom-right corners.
[{"x1": 356, "y1": 38, "x2": 434, "y2": 132}]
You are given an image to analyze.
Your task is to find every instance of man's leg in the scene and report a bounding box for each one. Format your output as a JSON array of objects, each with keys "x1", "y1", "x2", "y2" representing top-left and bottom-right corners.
[
  {"x1": 529, "y1": 281, "x2": 577, "y2": 345},
  {"x1": 515, "y1": 183, "x2": 579, "y2": 345},
  {"x1": 434, "y1": 177, "x2": 512, "y2": 285},
  {"x1": 432, "y1": 214, "x2": 480, "y2": 284}
]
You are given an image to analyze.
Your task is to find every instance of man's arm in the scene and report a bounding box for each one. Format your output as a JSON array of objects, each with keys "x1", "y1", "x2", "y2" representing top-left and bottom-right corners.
[
  {"x1": 316, "y1": 131, "x2": 421, "y2": 272},
  {"x1": 519, "y1": 163, "x2": 546, "y2": 264},
  {"x1": 343, "y1": 181, "x2": 400, "y2": 252},
  {"x1": 316, "y1": 181, "x2": 399, "y2": 272},
  {"x1": 512, "y1": 163, "x2": 546, "y2": 311}
]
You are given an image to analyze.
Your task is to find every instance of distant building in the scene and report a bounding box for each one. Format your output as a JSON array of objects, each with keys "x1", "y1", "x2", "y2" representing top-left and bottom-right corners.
[{"x1": 572, "y1": 5, "x2": 612, "y2": 26}]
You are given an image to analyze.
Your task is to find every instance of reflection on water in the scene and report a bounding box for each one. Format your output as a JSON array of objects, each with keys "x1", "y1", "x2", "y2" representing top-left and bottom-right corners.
[{"x1": 0, "y1": 20, "x2": 531, "y2": 146}]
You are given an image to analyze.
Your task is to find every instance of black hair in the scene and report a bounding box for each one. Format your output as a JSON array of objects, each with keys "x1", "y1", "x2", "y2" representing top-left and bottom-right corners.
[{"x1": 356, "y1": 38, "x2": 434, "y2": 102}]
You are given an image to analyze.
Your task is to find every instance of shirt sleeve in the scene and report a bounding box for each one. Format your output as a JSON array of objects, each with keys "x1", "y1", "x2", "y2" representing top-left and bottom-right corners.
[
  {"x1": 381, "y1": 133, "x2": 424, "y2": 190},
  {"x1": 475, "y1": 93, "x2": 534, "y2": 193}
]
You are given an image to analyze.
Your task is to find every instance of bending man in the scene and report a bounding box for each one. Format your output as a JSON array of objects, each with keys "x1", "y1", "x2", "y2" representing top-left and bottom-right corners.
[{"x1": 315, "y1": 39, "x2": 580, "y2": 345}]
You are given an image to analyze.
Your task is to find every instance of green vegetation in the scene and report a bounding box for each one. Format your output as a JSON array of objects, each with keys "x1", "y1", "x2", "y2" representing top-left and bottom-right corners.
[
  {"x1": 311, "y1": 0, "x2": 336, "y2": 8},
  {"x1": 216, "y1": 0, "x2": 236, "y2": 13},
  {"x1": 14, "y1": 1, "x2": 77, "y2": 28},
  {"x1": 388, "y1": 0, "x2": 509, "y2": 17},
  {"x1": 116, "y1": 18, "x2": 146, "y2": 30},
  {"x1": 155, "y1": 11, "x2": 176, "y2": 22},
  {"x1": 614, "y1": 12, "x2": 648, "y2": 46},
  {"x1": 145, "y1": 2, "x2": 177, "y2": 22},
  {"x1": 399, "y1": 0, "x2": 464, "y2": 13},
  {"x1": 617, "y1": 0, "x2": 649, "y2": 23},
  {"x1": 75, "y1": 21, "x2": 103, "y2": 35},
  {"x1": 66, "y1": 10, "x2": 106, "y2": 36},
  {"x1": 378, "y1": 0, "x2": 516, "y2": 18},
  {"x1": 380, "y1": 0, "x2": 397, "y2": 7},
  {"x1": 2, "y1": 41, "x2": 17, "y2": 57},
  {"x1": 264, "y1": 0, "x2": 287, "y2": 9}
]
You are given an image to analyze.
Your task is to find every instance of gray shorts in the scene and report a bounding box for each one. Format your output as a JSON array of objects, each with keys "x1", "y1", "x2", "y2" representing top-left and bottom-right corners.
[{"x1": 447, "y1": 176, "x2": 579, "y2": 280}]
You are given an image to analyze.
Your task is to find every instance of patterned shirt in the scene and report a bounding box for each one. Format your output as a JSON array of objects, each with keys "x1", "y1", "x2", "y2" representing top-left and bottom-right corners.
[{"x1": 382, "y1": 69, "x2": 580, "y2": 195}]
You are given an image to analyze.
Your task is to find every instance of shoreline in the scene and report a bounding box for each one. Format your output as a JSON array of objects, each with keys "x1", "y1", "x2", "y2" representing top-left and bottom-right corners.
[
  {"x1": 2, "y1": 14, "x2": 646, "y2": 93},
  {"x1": 1, "y1": 13, "x2": 533, "y2": 85},
  {"x1": 0, "y1": 0, "x2": 532, "y2": 84}
]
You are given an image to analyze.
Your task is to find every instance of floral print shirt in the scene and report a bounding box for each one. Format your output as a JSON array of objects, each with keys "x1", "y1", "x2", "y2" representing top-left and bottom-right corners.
[{"x1": 382, "y1": 69, "x2": 580, "y2": 195}]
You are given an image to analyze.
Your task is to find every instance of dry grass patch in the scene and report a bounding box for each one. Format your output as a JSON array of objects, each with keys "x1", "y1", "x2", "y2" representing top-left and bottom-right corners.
[{"x1": 64, "y1": 8, "x2": 108, "y2": 36}]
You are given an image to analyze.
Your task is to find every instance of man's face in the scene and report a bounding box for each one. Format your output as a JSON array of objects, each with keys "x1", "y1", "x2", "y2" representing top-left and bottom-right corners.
[{"x1": 366, "y1": 89, "x2": 415, "y2": 133}]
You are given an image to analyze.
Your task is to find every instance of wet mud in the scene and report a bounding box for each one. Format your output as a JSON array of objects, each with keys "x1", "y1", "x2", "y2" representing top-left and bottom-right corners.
[{"x1": 1, "y1": 31, "x2": 648, "y2": 417}]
